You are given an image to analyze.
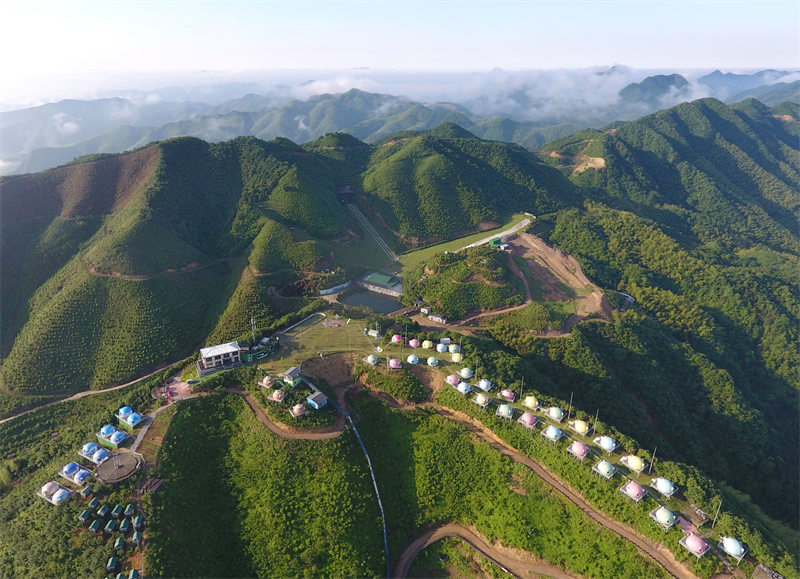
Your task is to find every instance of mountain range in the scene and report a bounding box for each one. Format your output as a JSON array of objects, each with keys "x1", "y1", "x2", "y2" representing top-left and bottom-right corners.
[{"x1": 2, "y1": 68, "x2": 797, "y2": 176}]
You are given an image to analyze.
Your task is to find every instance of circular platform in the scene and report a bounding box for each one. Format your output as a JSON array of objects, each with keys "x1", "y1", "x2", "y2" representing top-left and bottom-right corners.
[{"x1": 95, "y1": 451, "x2": 141, "y2": 484}]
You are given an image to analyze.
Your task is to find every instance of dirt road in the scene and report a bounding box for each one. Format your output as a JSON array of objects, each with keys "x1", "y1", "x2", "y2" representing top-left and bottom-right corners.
[
  {"x1": 0, "y1": 362, "x2": 175, "y2": 425},
  {"x1": 189, "y1": 353, "x2": 695, "y2": 579},
  {"x1": 394, "y1": 523, "x2": 579, "y2": 579},
  {"x1": 229, "y1": 388, "x2": 346, "y2": 440},
  {"x1": 431, "y1": 406, "x2": 696, "y2": 579}
]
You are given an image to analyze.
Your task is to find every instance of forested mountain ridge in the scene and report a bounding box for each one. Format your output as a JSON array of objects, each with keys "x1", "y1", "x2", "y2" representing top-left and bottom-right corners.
[
  {"x1": 531, "y1": 97, "x2": 799, "y2": 526},
  {"x1": 0, "y1": 130, "x2": 570, "y2": 410}
]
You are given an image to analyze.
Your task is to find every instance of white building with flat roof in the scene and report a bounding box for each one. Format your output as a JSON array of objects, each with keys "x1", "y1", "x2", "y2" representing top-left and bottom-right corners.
[{"x1": 198, "y1": 342, "x2": 241, "y2": 374}]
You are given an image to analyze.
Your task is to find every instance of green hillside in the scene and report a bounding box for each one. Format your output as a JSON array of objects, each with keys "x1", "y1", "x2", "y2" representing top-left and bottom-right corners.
[
  {"x1": 1, "y1": 129, "x2": 574, "y2": 412},
  {"x1": 362, "y1": 125, "x2": 577, "y2": 243},
  {"x1": 1, "y1": 99, "x2": 799, "y2": 578},
  {"x1": 535, "y1": 98, "x2": 800, "y2": 526}
]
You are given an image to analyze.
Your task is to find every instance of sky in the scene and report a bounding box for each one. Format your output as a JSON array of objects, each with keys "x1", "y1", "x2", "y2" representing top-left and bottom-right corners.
[{"x1": 1, "y1": 0, "x2": 798, "y2": 104}]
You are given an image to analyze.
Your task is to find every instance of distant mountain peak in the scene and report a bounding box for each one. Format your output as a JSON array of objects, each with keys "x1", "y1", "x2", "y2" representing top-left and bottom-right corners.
[{"x1": 619, "y1": 74, "x2": 690, "y2": 106}]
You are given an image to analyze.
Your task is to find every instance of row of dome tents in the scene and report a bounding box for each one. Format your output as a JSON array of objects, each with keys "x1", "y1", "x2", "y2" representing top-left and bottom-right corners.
[
  {"x1": 115, "y1": 406, "x2": 144, "y2": 429},
  {"x1": 390, "y1": 335, "x2": 461, "y2": 353},
  {"x1": 378, "y1": 333, "x2": 751, "y2": 566},
  {"x1": 471, "y1": 387, "x2": 749, "y2": 563},
  {"x1": 38, "y1": 405, "x2": 140, "y2": 507}
]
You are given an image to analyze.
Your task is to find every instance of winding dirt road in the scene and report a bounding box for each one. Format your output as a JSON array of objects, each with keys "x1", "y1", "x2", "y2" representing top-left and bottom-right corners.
[
  {"x1": 229, "y1": 387, "x2": 347, "y2": 440},
  {"x1": 394, "y1": 523, "x2": 579, "y2": 579},
  {"x1": 232, "y1": 355, "x2": 696, "y2": 579}
]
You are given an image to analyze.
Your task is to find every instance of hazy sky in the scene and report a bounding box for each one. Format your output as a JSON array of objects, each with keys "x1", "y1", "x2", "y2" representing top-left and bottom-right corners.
[{"x1": 2, "y1": 0, "x2": 798, "y2": 103}]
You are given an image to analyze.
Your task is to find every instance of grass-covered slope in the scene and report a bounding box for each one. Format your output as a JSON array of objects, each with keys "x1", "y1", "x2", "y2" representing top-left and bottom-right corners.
[
  {"x1": 362, "y1": 125, "x2": 577, "y2": 243},
  {"x1": 146, "y1": 394, "x2": 384, "y2": 578},
  {"x1": 541, "y1": 98, "x2": 800, "y2": 254}
]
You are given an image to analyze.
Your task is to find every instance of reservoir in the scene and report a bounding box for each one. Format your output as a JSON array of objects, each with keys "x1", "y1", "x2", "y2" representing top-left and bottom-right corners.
[{"x1": 340, "y1": 290, "x2": 400, "y2": 314}]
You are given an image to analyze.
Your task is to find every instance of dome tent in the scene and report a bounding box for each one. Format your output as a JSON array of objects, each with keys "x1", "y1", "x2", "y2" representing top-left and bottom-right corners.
[
  {"x1": 548, "y1": 407, "x2": 565, "y2": 421},
  {"x1": 83, "y1": 442, "x2": 99, "y2": 455},
  {"x1": 448, "y1": 344, "x2": 460, "y2": 354},
  {"x1": 62, "y1": 462, "x2": 80, "y2": 476},
  {"x1": 436, "y1": 343, "x2": 448, "y2": 353},
  {"x1": 568, "y1": 440, "x2": 589, "y2": 458},
  {"x1": 409, "y1": 339, "x2": 421, "y2": 348},
  {"x1": 456, "y1": 382, "x2": 471, "y2": 395},
  {"x1": 407, "y1": 354, "x2": 419, "y2": 364},
  {"x1": 126, "y1": 412, "x2": 143, "y2": 426},
  {"x1": 366, "y1": 354, "x2": 379, "y2": 365},
  {"x1": 653, "y1": 477, "x2": 677, "y2": 497},
  {"x1": 595, "y1": 435, "x2": 617, "y2": 452},
  {"x1": 100, "y1": 425, "x2": 115, "y2": 437},
  {"x1": 571, "y1": 420, "x2": 589, "y2": 435},
  {"x1": 388, "y1": 358, "x2": 402, "y2": 369},
  {"x1": 522, "y1": 395, "x2": 538, "y2": 409},
  {"x1": 426, "y1": 357, "x2": 439, "y2": 367},
  {"x1": 93, "y1": 448, "x2": 109, "y2": 463},
  {"x1": 52, "y1": 489, "x2": 70, "y2": 504},
  {"x1": 110, "y1": 431, "x2": 126, "y2": 445},
  {"x1": 477, "y1": 379, "x2": 492, "y2": 391},
  {"x1": 655, "y1": 507, "x2": 676, "y2": 526},
  {"x1": 544, "y1": 425, "x2": 563, "y2": 441},
  {"x1": 41, "y1": 482, "x2": 59, "y2": 496},
  {"x1": 118, "y1": 407, "x2": 133, "y2": 419},
  {"x1": 681, "y1": 533, "x2": 709, "y2": 557},
  {"x1": 451, "y1": 352, "x2": 463, "y2": 363},
  {"x1": 518, "y1": 412, "x2": 537, "y2": 427},
  {"x1": 391, "y1": 334, "x2": 403, "y2": 344},
  {"x1": 460, "y1": 367, "x2": 474, "y2": 379},
  {"x1": 623, "y1": 455, "x2": 645, "y2": 472},
  {"x1": 446, "y1": 374, "x2": 460, "y2": 386},
  {"x1": 596, "y1": 460, "x2": 616, "y2": 477},
  {"x1": 622, "y1": 480, "x2": 646, "y2": 501},
  {"x1": 720, "y1": 537, "x2": 746, "y2": 558},
  {"x1": 422, "y1": 340, "x2": 434, "y2": 349}
]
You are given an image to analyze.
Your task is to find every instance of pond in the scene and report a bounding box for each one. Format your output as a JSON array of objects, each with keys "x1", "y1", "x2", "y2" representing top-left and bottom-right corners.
[{"x1": 340, "y1": 290, "x2": 400, "y2": 314}]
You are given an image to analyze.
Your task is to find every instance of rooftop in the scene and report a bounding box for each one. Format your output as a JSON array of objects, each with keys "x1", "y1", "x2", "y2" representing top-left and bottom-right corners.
[
  {"x1": 362, "y1": 272, "x2": 402, "y2": 288},
  {"x1": 200, "y1": 341, "x2": 240, "y2": 358}
]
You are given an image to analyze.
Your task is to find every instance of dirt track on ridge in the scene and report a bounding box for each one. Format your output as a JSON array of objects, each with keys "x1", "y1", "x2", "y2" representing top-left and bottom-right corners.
[{"x1": 394, "y1": 523, "x2": 580, "y2": 578}]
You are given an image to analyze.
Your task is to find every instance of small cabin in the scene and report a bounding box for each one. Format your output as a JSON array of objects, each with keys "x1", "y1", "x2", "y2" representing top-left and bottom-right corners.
[
  {"x1": 280, "y1": 367, "x2": 303, "y2": 388},
  {"x1": 306, "y1": 391, "x2": 328, "y2": 410},
  {"x1": 106, "y1": 557, "x2": 118, "y2": 573}
]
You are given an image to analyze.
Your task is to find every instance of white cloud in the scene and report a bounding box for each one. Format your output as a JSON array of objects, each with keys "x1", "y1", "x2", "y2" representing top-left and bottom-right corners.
[{"x1": 51, "y1": 113, "x2": 80, "y2": 135}]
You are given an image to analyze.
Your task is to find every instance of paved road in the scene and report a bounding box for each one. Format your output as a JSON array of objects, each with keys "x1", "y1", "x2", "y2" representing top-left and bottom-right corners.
[
  {"x1": 394, "y1": 523, "x2": 579, "y2": 579},
  {"x1": 460, "y1": 217, "x2": 532, "y2": 250}
]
